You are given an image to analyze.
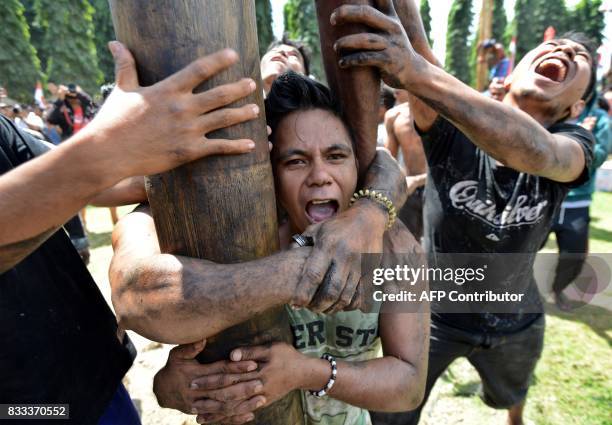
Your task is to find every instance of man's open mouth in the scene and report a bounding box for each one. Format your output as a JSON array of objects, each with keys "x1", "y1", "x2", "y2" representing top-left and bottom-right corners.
[
  {"x1": 534, "y1": 57, "x2": 568, "y2": 83},
  {"x1": 305, "y1": 199, "x2": 339, "y2": 223}
]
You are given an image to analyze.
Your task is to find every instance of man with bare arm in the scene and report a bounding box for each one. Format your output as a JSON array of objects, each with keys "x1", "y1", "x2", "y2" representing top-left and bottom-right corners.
[
  {"x1": 0, "y1": 42, "x2": 262, "y2": 424},
  {"x1": 329, "y1": 1, "x2": 596, "y2": 424}
]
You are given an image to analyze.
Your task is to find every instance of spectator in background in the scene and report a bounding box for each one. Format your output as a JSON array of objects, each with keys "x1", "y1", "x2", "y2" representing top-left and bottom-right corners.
[
  {"x1": 47, "y1": 84, "x2": 95, "y2": 249},
  {"x1": 547, "y1": 91, "x2": 611, "y2": 310},
  {"x1": 377, "y1": 86, "x2": 395, "y2": 147},
  {"x1": 487, "y1": 77, "x2": 507, "y2": 101},
  {"x1": 384, "y1": 89, "x2": 427, "y2": 241},
  {"x1": 47, "y1": 83, "x2": 95, "y2": 141},
  {"x1": 478, "y1": 39, "x2": 511, "y2": 82},
  {"x1": 261, "y1": 35, "x2": 310, "y2": 95},
  {"x1": 604, "y1": 87, "x2": 612, "y2": 118}
]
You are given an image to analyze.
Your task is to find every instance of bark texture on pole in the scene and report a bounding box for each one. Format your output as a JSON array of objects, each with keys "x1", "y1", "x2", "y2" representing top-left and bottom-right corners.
[
  {"x1": 476, "y1": 0, "x2": 494, "y2": 91},
  {"x1": 108, "y1": 1, "x2": 303, "y2": 423},
  {"x1": 315, "y1": 0, "x2": 381, "y2": 176}
]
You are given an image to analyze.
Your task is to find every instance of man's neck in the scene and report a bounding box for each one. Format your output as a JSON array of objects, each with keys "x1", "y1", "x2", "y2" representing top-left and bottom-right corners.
[{"x1": 502, "y1": 94, "x2": 558, "y2": 128}]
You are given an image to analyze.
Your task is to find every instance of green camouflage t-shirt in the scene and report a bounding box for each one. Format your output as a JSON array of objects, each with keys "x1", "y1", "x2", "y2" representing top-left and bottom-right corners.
[{"x1": 286, "y1": 307, "x2": 381, "y2": 425}]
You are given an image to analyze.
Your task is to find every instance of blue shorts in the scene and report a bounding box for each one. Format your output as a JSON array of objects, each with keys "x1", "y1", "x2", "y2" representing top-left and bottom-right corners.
[{"x1": 98, "y1": 383, "x2": 141, "y2": 425}]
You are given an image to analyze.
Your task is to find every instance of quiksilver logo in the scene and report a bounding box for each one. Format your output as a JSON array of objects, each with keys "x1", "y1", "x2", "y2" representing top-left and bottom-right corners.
[{"x1": 449, "y1": 180, "x2": 548, "y2": 228}]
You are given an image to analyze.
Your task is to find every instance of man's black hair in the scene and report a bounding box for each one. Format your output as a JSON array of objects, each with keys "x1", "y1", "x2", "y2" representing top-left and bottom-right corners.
[
  {"x1": 266, "y1": 35, "x2": 311, "y2": 76},
  {"x1": 265, "y1": 71, "x2": 348, "y2": 145},
  {"x1": 380, "y1": 86, "x2": 396, "y2": 110},
  {"x1": 597, "y1": 96, "x2": 609, "y2": 112},
  {"x1": 557, "y1": 32, "x2": 597, "y2": 102}
]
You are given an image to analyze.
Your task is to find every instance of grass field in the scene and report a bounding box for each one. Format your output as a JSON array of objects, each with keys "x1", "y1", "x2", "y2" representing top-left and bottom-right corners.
[{"x1": 86, "y1": 192, "x2": 612, "y2": 425}]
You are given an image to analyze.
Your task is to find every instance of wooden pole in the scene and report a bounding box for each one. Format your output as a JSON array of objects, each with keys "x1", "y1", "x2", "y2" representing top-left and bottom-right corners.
[
  {"x1": 315, "y1": 0, "x2": 381, "y2": 176},
  {"x1": 476, "y1": 0, "x2": 494, "y2": 91},
  {"x1": 108, "y1": 1, "x2": 304, "y2": 423}
]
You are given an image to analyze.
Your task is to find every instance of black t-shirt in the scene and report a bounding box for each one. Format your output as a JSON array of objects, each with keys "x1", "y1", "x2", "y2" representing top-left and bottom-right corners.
[
  {"x1": 420, "y1": 117, "x2": 594, "y2": 333},
  {"x1": 0, "y1": 116, "x2": 134, "y2": 424}
]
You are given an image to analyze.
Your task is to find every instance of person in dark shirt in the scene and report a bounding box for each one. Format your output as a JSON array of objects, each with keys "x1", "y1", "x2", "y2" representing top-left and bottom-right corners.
[
  {"x1": 329, "y1": 1, "x2": 596, "y2": 424},
  {"x1": 0, "y1": 41, "x2": 262, "y2": 424}
]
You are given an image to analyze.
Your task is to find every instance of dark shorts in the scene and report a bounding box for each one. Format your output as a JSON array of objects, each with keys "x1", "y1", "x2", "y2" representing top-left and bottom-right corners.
[{"x1": 370, "y1": 315, "x2": 545, "y2": 425}]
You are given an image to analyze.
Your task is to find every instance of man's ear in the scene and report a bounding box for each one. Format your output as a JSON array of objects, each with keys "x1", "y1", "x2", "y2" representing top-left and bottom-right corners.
[{"x1": 569, "y1": 99, "x2": 586, "y2": 120}]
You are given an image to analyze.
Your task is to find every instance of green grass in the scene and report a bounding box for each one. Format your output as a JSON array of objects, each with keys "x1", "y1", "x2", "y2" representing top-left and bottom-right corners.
[{"x1": 85, "y1": 192, "x2": 612, "y2": 425}]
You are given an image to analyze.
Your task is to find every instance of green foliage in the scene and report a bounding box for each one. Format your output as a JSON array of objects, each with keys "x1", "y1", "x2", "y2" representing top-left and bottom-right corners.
[
  {"x1": 569, "y1": 0, "x2": 605, "y2": 46},
  {"x1": 90, "y1": 0, "x2": 115, "y2": 84},
  {"x1": 20, "y1": 0, "x2": 45, "y2": 69},
  {"x1": 445, "y1": 0, "x2": 473, "y2": 84},
  {"x1": 420, "y1": 0, "x2": 433, "y2": 46},
  {"x1": 256, "y1": 0, "x2": 274, "y2": 57},
  {"x1": 0, "y1": 0, "x2": 41, "y2": 103},
  {"x1": 492, "y1": 0, "x2": 507, "y2": 44},
  {"x1": 35, "y1": 0, "x2": 102, "y2": 95},
  {"x1": 284, "y1": 0, "x2": 323, "y2": 80},
  {"x1": 512, "y1": 0, "x2": 538, "y2": 62},
  {"x1": 534, "y1": 0, "x2": 568, "y2": 39}
]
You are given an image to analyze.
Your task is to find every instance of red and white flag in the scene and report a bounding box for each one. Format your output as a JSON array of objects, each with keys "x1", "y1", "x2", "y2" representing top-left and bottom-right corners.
[
  {"x1": 508, "y1": 36, "x2": 517, "y2": 73},
  {"x1": 34, "y1": 81, "x2": 46, "y2": 108}
]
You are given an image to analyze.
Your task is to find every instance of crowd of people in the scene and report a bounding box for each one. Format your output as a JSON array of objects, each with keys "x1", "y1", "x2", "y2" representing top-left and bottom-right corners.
[{"x1": 0, "y1": 1, "x2": 610, "y2": 425}]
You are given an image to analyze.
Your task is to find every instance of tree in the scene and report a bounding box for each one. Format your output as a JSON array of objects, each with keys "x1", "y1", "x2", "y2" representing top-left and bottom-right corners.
[
  {"x1": 513, "y1": 0, "x2": 538, "y2": 62},
  {"x1": 256, "y1": 0, "x2": 274, "y2": 57},
  {"x1": 20, "y1": 0, "x2": 46, "y2": 69},
  {"x1": 492, "y1": 0, "x2": 507, "y2": 44},
  {"x1": 534, "y1": 0, "x2": 568, "y2": 40},
  {"x1": 445, "y1": 0, "x2": 474, "y2": 83},
  {"x1": 90, "y1": 0, "x2": 115, "y2": 84},
  {"x1": 569, "y1": 0, "x2": 605, "y2": 46},
  {"x1": 420, "y1": 0, "x2": 433, "y2": 46},
  {"x1": 0, "y1": 0, "x2": 41, "y2": 103},
  {"x1": 35, "y1": 0, "x2": 102, "y2": 94},
  {"x1": 284, "y1": 0, "x2": 323, "y2": 80}
]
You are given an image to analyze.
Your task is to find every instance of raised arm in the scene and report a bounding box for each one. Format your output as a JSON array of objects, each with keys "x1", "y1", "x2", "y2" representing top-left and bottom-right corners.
[{"x1": 332, "y1": 1, "x2": 589, "y2": 183}]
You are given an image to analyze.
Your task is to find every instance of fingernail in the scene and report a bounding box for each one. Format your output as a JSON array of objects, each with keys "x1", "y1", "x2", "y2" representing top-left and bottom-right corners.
[
  {"x1": 247, "y1": 363, "x2": 257, "y2": 371},
  {"x1": 247, "y1": 414, "x2": 255, "y2": 421},
  {"x1": 191, "y1": 407, "x2": 198, "y2": 414},
  {"x1": 333, "y1": 43, "x2": 338, "y2": 52},
  {"x1": 247, "y1": 141, "x2": 255, "y2": 149},
  {"x1": 256, "y1": 398, "x2": 265, "y2": 408},
  {"x1": 190, "y1": 382, "x2": 199, "y2": 389},
  {"x1": 225, "y1": 49, "x2": 239, "y2": 61},
  {"x1": 252, "y1": 105, "x2": 260, "y2": 115},
  {"x1": 254, "y1": 382, "x2": 263, "y2": 393},
  {"x1": 231, "y1": 350, "x2": 242, "y2": 361},
  {"x1": 248, "y1": 80, "x2": 256, "y2": 91},
  {"x1": 330, "y1": 13, "x2": 337, "y2": 25},
  {"x1": 108, "y1": 41, "x2": 120, "y2": 57}
]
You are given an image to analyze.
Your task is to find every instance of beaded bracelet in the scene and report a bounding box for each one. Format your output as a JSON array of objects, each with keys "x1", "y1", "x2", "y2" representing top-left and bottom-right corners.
[
  {"x1": 310, "y1": 354, "x2": 337, "y2": 398},
  {"x1": 349, "y1": 189, "x2": 397, "y2": 230}
]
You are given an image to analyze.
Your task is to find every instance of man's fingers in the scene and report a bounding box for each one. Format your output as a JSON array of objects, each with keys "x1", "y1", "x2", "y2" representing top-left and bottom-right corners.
[
  {"x1": 200, "y1": 138, "x2": 256, "y2": 157},
  {"x1": 294, "y1": 250, "x2": 328, "y2": 306},
  {"x1": 193, "y1": 78, "x2": 256, "y2": 114},
  {"x1": 230, "y1": 345, "x2": 270, "y2": 362},
  {"x1": 331, "y1": 5, "x2": 396, "y2": 32},
  {"x1": 199, "y1": 104, "x2": 260, "y2": 135},
  {"x1": 308, "y1": 261, "x2": 345, "y2": 313},
  {"x1": 339, "y1": 52, "x2": 391, "y2": 69},
  {"x1": 196, "y1": 359, "x2": 258, "y2": 377},
  {"x1": 193, "y1": 395, "x2": 265, "y2": 418},
  {"x1": 200, "y1": 380, "x2": 264, "y2": 402},
  {"x1": 325, "y1": 259, "x2": 361, "y2": 314},
  {"x1": 191, "y1": 371, "x2": 259, "y2": 391},
  {"x1": 108, "y1": 41, "x2": 139, "y2": 90},
  {"x1": 334, "y1": 33, "x2": 388, "y2": 52},
  {"x1": 170, "y1": 339, "x2": 206, "y2": 361},
  {"x1": 165, "y1": 49, "x2": 239, "y2": 93}
]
